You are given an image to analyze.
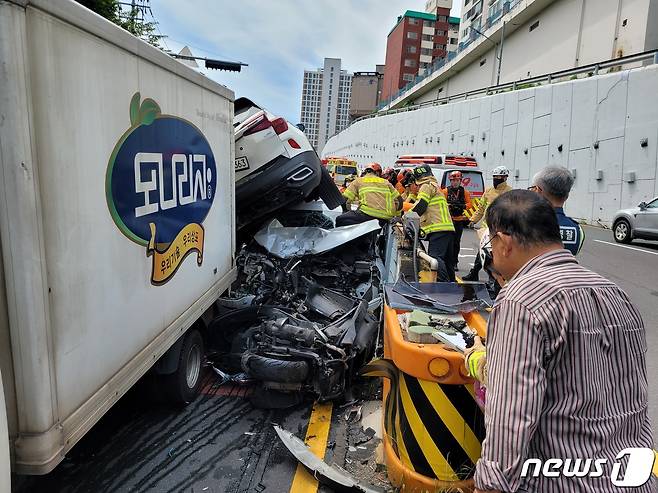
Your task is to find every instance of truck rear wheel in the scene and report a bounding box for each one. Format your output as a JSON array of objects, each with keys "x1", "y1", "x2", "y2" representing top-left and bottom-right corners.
[{"x1": 163, "y1": 329, "x2": 204, "y2": 405}]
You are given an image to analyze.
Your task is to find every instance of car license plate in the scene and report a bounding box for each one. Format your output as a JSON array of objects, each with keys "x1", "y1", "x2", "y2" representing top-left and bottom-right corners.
[{"x1": 235, "y1": 156, "x2": 249, "y2": 171}]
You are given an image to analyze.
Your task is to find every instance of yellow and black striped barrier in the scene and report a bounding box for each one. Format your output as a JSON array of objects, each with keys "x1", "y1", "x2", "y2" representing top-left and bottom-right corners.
[
  {"x1": 362, "y1": 359, "x2": 484, "y2": 485},
  {"x1": 360, "y1": 305, "x2": 488, "y2": 492}
]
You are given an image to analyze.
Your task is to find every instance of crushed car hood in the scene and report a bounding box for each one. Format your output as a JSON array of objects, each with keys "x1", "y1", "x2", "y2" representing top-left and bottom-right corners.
[{"x1": 254, "y1": 219, "x2": 382, "y2": 258}]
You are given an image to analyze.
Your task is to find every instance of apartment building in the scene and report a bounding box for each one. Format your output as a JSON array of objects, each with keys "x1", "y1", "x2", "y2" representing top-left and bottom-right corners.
[
  {"x1": 299, "y1": 58, "x2": 352, "y2": 151},
  {"x1": 381, "y1": 7, "x2": 455, "y2": 101}
]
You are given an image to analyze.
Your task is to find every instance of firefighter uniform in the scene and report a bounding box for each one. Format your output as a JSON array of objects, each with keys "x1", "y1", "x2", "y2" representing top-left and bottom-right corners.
[
  {"x1": 337, "y1": 175, "x2": 401, "y2": 227},
  {"x1": 408, "y1": 167, "x2": 456, "y2": 281},
  {"x1": 442, "y1": 183, "x2": 472, "y2": 270}
]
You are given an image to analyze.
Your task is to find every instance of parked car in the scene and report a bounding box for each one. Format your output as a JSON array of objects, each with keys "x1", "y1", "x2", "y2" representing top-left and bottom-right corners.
[
  {"x1": 394, "y1": 154, "x2": 485, "y2": 198},
  {"x1": 234, "y1": 98, "x2": 342, "y2": 229},
  {"x1": 612, "y1": 197, "x2": 658, "y2": 243}
]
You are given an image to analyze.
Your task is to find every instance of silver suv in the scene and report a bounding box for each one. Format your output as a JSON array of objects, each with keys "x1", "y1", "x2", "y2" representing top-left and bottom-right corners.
[{"x1": 612, "y1": 197, "x2": 658, "y2": 243}]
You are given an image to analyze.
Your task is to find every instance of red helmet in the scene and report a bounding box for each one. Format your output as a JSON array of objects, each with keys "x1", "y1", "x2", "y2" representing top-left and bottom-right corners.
[
  {"x1": 449, "y1": 170, "x2": 463, "y2": 180},
  {"x1": 364, "y1": 162, "x2": 382, "y2": 176},
  {"x1": 383, "y1": 167, "x2": 394, "y2": 176}
]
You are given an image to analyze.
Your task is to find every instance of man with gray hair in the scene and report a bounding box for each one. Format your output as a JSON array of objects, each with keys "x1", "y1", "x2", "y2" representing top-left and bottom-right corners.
[{"x1": 529, "y1": 166, "x2": 584, "y2": 255}]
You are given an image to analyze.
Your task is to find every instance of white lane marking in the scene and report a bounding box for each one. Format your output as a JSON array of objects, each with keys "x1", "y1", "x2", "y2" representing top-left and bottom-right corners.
[
  {"x1": 459, "y1": 254, "x2": 476, "y2": 258},
  {"x1": 460, "y1": 247, "x2": 475, "y2": 251},
  {"x1": 593, "y1": 240, "x2": 658, "y2": 256}
]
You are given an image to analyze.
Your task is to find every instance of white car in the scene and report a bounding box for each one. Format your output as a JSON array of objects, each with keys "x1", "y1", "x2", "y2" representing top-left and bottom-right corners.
[
  {"x1": 234, "y1": 98, "x2": 342, "y2": 228},
  {"x1": 612, "y1": 197, "x2": 658, "y2": 243}
]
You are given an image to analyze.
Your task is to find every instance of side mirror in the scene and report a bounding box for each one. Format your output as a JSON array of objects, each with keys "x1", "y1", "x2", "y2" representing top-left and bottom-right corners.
[
  {"x1": 639, "y1": 201, "x2": 647, "y2": 210},
  {"x1": 296, "y1": 123, "x2": 306, "y2": 132}
]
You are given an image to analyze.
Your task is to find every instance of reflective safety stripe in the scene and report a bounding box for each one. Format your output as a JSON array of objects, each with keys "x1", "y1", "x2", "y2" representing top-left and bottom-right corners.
[
  {"x1": 361, "y1": 204, "x2": 394, "y2": 219},
  {"x1": 467, "y1": 350, "x2": 486, "y2": 381},
  {"x1": 358, "y1": 186, "x2": 397, "y2": 219},
  {"x1": 343, "y1": 189, "x2": 357, "y2": 201}
]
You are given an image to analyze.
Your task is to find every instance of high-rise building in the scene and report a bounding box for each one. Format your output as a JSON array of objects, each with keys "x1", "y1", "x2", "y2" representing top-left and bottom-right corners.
[
  {"x1": 349, "y1": 65, "x2": 384, "y2": 121},
  {"x1": 426, "y1": 0, "x2": 460, "y2": 56},
  {"x1": 299, "y1": 58, "x2": 352, "y2": 151},
  {"x1": 447, "y1": 17, "x2": 460, "y2": 55},
  {"x1": 381, "y1": 6, "x2": 454, "y2": 101},
  {"x1": 457, "y1": 0, "x2": 511, "y2": 46}
]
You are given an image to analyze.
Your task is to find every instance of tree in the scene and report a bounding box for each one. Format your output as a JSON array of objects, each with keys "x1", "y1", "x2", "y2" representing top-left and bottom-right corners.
[{"x1": 76, "y1": 0, "x2": 164, "y2": 48}]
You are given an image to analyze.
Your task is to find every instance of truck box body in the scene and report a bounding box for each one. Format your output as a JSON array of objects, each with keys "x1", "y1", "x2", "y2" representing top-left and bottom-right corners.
[{"x1": 0, "y1": 0, "x2": 236, "y2": 473}]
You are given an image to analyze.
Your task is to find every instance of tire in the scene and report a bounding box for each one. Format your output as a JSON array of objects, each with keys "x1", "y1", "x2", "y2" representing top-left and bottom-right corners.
[
  {"x1": 315, "y1": 166, "x2": 344, "y2": 210},
  {"x1": 163, "y1": 329, "x2": 204, "y2": 405},
  {"x1": 613, "y1": 219, "x2": 632, "y2": 244},
  {"x1": 241, "y1": 352, "x2": 309, "y2": 383}
]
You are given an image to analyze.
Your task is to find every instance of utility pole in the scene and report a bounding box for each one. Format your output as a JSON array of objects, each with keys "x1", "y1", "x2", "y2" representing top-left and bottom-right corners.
[
  {"x1": 469, "y1": 20, "x2": 506, "y2": 86},
  {"x1": 496, "y1": 21, "x2": 506, "y2": 86}
]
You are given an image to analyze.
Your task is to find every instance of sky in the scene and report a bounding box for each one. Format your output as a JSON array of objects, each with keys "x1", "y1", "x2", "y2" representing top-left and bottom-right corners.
[{"x1": 151, "y1": 1, "x2": 462, "y2": 124}]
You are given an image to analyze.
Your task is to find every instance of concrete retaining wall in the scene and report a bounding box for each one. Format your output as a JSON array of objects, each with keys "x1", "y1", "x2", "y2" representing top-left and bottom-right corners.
[{"x1": 323, "y1": 65, "x2": 658, "y2": 226}]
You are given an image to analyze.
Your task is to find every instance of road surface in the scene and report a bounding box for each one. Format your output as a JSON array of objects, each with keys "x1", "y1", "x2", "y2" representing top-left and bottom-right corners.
[{"x1": 13, "y1": 225, "x2": 657, "y2": 492}]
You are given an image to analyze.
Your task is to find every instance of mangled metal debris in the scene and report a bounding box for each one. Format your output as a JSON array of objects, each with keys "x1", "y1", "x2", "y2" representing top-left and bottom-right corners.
[
  {"x1": 385, "y1": 279, "x2": 492, "y2": 314},
  {"x1": 209, "y1": 214, "x2": 385, "y2": 407},
  {"x1": 254, "y1": 218, "x2": 381, "y2": 258},
  {"x1": 273, "y1": 425, "x2": 385, "y2": 493}
]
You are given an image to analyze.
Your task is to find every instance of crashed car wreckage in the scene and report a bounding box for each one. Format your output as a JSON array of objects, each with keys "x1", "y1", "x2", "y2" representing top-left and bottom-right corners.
[{"x1": 209, "y1": 215, "x2": 386, "y2": 407}]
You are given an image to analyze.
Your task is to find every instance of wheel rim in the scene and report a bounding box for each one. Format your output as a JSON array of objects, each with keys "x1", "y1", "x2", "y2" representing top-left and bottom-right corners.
[
  {"x1": 615, "y1": 223, "x2": 628, "y2": 240},
  {"x1": 186, "y1": 344, "x2": 202, "y2": 388}
]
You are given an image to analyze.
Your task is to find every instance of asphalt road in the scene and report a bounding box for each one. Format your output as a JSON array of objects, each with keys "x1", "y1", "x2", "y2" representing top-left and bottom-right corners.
[
  {"x1": 12, "y1": 225, "x2": 657, "y2": 492},
  {"x1": 460, "y1": 225, "x2": 658, "y2": 440}
]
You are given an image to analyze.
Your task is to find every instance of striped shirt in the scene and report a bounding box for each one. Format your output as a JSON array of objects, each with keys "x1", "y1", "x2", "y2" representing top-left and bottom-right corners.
[{"x1": 474, "y1": 249, "x2": 655, "y2": 492}]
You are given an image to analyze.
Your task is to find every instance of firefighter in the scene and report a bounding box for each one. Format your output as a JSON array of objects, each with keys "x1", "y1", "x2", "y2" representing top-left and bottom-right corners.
[
  {"x1": 396, "y1": 169, "x2": 410, "y2": 194},
  {"x1": 381, "y1": 167, "x2": 397, "y2": 187},
  {"x1": 406, "y1": 165, "x2": 456, "y2": 281},
  {"x1": 463, "y1": 165, "x2": 512, "y2": 281},
  {"x1": 442, "y1": 170, "x2": 472, "y2": 271},
  {"x1": 400, "y1": 170, "x2": 417, "y2": 204},
  {"x1": 336, "y1": 162, "x2": 402, "y2": 227}
]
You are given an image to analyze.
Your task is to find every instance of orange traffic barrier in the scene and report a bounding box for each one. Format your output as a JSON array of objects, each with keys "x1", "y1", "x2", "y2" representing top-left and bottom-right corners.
[
  {"x1": 364, "y1": 303, "x2": 488, "y2": 492},
  {"x1": 383, "y1": 305, "x2": 478, "y2": 385}
]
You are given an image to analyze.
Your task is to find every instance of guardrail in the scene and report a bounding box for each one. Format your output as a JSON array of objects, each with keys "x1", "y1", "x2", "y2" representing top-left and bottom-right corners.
[{"x1": 354, "y1": 49, "x2": 658, "y2": 125}]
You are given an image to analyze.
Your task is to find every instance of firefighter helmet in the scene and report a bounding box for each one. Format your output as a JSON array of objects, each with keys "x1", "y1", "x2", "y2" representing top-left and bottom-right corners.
[{"x1": 364, "y1": 162, "x2": 382, "y2": 176}]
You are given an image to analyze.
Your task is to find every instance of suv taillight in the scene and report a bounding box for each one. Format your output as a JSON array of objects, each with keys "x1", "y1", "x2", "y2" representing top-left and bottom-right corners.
[
  {"x1": 243, "y1": 114, "x2": 272, "y2": 136},
  {"x1": 271, "y1": 117, "x2": 288, "y2": 135}
]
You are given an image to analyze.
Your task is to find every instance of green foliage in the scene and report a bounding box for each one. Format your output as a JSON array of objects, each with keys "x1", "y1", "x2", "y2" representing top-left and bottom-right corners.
[
  {"x1": 77, "y1": 0, "x2": 120, "y2": 23},
  {"x1": 76, "y1": 0, "x2": 164, "y2": 48}
]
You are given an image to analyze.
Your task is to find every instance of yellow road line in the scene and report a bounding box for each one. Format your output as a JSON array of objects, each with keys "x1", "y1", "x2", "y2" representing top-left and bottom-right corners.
[
  {"x1": 653, "y1": 449, "x2": 658, "y2": 477},
  {"x1": 288, "y1": 401, "x2": 333, "y2": 493}
]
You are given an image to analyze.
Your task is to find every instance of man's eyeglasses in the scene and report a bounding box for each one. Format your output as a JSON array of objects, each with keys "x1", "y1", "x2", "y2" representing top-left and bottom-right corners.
[
  {"x1": 527, "y1": 185, "x2": 542, "y2": 192},
  {"x1": 481, "y1": 231, "x2": 500, "y2": 251}
]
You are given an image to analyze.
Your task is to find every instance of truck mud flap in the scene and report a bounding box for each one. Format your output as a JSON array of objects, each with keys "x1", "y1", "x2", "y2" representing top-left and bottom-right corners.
[{"x1": 316, "y1": 166, "x2": 345, "y2": 210}]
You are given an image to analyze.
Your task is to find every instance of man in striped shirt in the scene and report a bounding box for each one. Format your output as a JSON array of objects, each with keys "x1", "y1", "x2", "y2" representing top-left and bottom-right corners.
[{"x1": 474, "y1": 190, "x2": 655, "y2": 493}]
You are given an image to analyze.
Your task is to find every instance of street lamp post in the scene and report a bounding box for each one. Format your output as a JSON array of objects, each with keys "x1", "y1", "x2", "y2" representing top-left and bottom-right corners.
[{"x1": 469, "y1": 21, "x2": 506, "y2": 86}]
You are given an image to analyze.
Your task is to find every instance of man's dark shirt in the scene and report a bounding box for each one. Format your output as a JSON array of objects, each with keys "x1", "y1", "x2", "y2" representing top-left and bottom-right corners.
[{"x1": 555, "y1": 207, "x2": 584, "y2": 255}]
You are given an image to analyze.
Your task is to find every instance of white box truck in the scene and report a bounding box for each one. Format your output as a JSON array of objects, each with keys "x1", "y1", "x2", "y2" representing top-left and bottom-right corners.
[{"x1": 0, "y1": 0, "x2": 236, "y2": 475}]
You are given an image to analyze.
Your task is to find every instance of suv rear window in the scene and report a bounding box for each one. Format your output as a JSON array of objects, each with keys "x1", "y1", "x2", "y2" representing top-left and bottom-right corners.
[{"x1": 441, "y1": 170, "x2": 484, "y2": 195}]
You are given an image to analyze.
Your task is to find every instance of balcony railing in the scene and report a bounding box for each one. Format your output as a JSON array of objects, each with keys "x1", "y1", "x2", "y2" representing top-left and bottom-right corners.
[
  {"x1": 377, "y1": 0, "x2": 521, "y2": 110},
  {"x1": 368, "y1": 48, "x2": 658, "y2": 122}
]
